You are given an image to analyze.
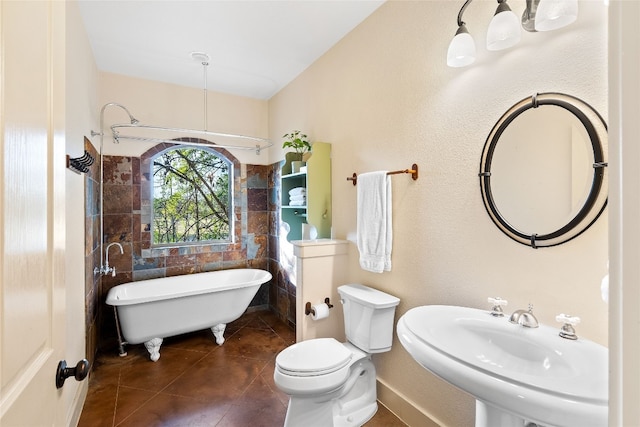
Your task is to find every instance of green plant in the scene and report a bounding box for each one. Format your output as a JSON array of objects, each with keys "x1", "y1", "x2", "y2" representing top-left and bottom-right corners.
[{"x1": 282, "y1": 130, "x2": 311, "y2": 155}]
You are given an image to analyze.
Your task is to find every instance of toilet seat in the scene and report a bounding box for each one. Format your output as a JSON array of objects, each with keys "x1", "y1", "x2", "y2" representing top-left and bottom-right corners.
[
  {"x1": 276, "y1": 338, "x2": 352, "y2": 377},
  {"x1": 274, "y1": 338, "x2": 362, "y2": 396}
]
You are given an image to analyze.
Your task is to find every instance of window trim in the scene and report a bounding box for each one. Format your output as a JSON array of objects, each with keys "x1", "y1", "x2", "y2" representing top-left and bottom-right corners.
[{"x1": 140, "y1": 140, "x2": 241, "y2": 251}]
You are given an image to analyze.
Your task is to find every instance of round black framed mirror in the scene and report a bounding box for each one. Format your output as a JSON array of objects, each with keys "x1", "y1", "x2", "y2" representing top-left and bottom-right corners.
[{"x1": 479, "y1": 93, "x2": 608, "y2": 248}]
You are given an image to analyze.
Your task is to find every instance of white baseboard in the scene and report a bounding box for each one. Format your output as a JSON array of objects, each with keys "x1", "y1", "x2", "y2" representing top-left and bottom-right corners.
[
  {"x1": 377, "y1": 378, "x2": 442, "y2": 427},
  {"x1": 69, "y1": 381, "x2": 89, "y2": 427}
]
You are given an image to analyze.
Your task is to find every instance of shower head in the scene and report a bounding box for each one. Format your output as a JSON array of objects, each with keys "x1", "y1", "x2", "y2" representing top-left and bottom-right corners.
[{"x1": 100, "y1": 102, "x2": 140, "y2": 126}]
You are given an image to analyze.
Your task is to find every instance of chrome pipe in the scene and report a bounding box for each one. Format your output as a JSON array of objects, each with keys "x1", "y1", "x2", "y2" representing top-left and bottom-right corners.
[
  {"x1": 203, "y1": 59, "x2": 208, "y2": 131},
  {"x1": 96, "y1": 103, "x2": 138, "y2": 276},
  {"x1": 112, "y1": 307, "x2": 128, "y2": 357}
]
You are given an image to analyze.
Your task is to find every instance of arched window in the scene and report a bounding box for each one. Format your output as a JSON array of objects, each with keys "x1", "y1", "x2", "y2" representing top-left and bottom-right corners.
[{"x1": 151, "y1": 146, "x2": 232, "y2": 245}]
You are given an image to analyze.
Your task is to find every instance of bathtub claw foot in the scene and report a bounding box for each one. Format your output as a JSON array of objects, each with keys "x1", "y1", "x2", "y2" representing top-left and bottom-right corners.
[
  {"x1": 212, "y1": 323, "x2": 226, "y2": 345},
  {"x1": 144, "y1": 338, "x2": 163, "y2": 361}
]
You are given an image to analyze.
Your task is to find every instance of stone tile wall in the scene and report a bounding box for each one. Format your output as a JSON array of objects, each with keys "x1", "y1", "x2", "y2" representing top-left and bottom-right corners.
[
  {"x1": 84, "y1": 139, "x2": 101, "y2": 365},
  {"x1": 268, "y1": 162, "x2": 297, "y2": 329}
]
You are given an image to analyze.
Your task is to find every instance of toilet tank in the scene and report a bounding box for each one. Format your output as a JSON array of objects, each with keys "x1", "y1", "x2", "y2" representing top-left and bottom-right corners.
[{"x1": 338, "y1": 284, "x2": 400, "y2": 353}]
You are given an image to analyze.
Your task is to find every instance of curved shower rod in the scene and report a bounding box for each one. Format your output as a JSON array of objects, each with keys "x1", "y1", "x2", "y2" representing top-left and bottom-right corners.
[{"x1": 109, "y1": 122, "x2": 273, "y2": 155}]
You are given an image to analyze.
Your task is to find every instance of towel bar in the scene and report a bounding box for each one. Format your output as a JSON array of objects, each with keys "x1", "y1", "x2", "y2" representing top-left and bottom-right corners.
[{"x1": 347, "y1": 164, "x2": 418, "y2": 186}]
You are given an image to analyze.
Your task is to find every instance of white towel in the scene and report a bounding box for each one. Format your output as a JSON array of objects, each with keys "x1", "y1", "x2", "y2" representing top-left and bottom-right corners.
[
  {"x1": 357, "y1": 171, "x2": 392, "y2": 273},
  {"x1": 289, "y1": 187, "x2": 306, "y2": 196},
  {"x1": 289, "y1": 194, "x2": 306, "y2": 202},
  {"x1": 289, "y1": 199, "x2": 306, "y2": 206}
]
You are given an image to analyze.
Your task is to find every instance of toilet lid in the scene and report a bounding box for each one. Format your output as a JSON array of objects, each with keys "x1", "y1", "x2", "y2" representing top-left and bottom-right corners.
[{"x1": 276, "y1": 338, "x2": 353, "y2": 377}]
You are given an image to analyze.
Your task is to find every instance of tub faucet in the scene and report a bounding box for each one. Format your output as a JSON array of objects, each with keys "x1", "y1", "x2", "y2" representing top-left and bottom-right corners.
[
  {"x1": 94, "y1": 242, "x2": 124, "y2": 276},
  {"x1": 509, "y1": 304, "x2": 539, "y2": 328}
]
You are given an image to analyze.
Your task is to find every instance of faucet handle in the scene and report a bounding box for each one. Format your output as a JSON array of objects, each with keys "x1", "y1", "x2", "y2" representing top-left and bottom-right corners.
[
  {"x1": 556, "y1": 314, "x2": 580, "y2": 340},
  {"x1": 488, "y1": 297, "x2": 508, "y2": 306},
  {"x1": 555, "y1": 313, "x2": 580, "y2": 325},
  {"x1": 488, "y1": 297, "x2": 508, "y2": 316}
]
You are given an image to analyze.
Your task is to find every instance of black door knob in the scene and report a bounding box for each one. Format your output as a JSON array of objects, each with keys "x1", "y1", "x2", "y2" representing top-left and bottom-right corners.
[{"x1": 55, "y1": 359, "x2": 90, "y2": 389}]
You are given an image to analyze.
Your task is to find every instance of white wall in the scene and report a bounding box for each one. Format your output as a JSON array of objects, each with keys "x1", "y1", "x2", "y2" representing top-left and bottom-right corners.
[{"x1": 268, "y1": 1, "x2": 608, "y2": 425}]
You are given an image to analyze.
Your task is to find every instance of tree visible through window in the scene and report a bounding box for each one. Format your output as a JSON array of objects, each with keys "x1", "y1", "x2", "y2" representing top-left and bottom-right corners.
[{"x1": 152, "y1": 147, "x2": 232, "y2": 244}]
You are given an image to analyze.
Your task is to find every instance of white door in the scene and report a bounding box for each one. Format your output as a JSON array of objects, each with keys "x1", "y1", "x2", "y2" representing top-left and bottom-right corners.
[{"x1": 0, "y1": 1, "x2": 67, "y2": 425}]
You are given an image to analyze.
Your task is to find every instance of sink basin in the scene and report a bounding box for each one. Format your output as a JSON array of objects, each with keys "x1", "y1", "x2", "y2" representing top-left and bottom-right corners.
[{"x1": 397, "y1": 305, "x2": 608, "y2": 427}]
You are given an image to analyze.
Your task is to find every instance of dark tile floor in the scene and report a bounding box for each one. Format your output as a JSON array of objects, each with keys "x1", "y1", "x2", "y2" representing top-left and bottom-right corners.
[{"x1": 79, "y1": 310, "x2": 406, "y2": 427}]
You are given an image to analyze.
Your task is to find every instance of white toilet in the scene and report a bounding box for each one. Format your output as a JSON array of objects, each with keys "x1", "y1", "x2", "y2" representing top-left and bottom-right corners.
[{"x1": 274, "y1": 284, "x2": 400, "y2": 427}]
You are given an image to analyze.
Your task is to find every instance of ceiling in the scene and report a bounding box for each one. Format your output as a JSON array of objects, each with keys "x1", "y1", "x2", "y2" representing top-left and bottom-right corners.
[{"x1": 78, "y1": 0, "x2": 386, "y2": 100}]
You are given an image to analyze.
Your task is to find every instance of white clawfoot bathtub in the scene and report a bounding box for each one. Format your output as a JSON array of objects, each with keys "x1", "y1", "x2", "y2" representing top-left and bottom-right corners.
[{"x1": 105, "y1": 268, "x2": 272, "y2": 361}]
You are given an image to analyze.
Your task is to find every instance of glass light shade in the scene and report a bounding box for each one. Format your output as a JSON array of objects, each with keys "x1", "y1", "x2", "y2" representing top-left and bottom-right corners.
[
  {"x1": 486, "y1": 6, "x2": 521, "y2": 51},
  {"x1": 534, "y1": 0, "x2": 578, "y2": 31},
  {"x1": 447, "y1": 26, "x2": 476, "y2": 68}
]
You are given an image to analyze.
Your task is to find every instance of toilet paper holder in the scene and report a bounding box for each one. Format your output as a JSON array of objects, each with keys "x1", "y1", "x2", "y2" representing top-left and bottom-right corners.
[{"x1": 305, "y1": 298, "x2": 334, "y2": 316}]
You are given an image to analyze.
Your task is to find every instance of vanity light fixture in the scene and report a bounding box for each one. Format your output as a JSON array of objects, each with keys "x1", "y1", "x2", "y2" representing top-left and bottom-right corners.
[
  {"x1": 448, "y1": 0, "x2": 578, "y2": 67},
  {"x1": 522, "y1": 0, "x2": 579, "y2": 32},
  {"x1": 486, "y1": 0, "x2": 521, "y2": 51},
  {"x1": 446, "y1": 0, "x2": 476, "y2": 67}
]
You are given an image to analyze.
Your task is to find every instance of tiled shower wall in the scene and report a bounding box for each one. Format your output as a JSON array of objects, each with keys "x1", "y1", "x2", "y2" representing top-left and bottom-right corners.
[
  {"x1": 269, "y1": 163, "x2": 297, "y2": 329},
  {"x1": 84, "y1": 141, "x2": 297, "y2": 361},
  {"x1": 84, "y1": 139, "x2": 101, "y2": 364}
]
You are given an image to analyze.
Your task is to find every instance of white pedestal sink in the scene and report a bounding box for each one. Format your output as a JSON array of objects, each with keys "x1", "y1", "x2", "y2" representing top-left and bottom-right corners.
[{"x1": 396, "y1": 305, "x2": 608, "y2": 427}]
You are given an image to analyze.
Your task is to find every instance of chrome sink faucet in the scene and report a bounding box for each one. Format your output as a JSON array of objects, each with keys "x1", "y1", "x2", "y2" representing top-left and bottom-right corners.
[{"x1": 509, "y1": 304, "x2": 539, "y2": 328}]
